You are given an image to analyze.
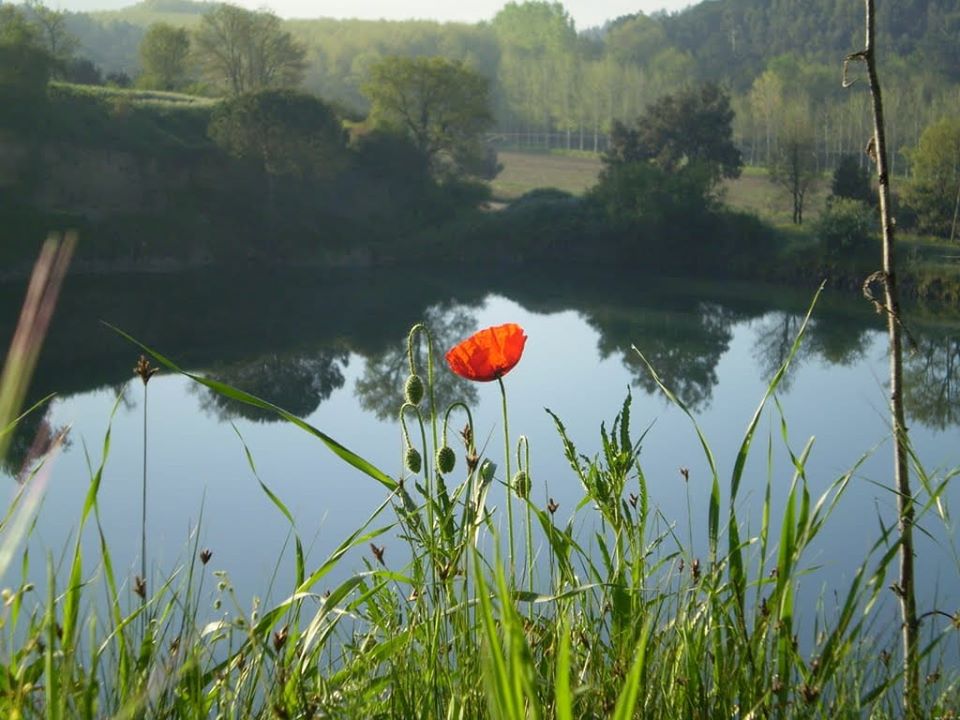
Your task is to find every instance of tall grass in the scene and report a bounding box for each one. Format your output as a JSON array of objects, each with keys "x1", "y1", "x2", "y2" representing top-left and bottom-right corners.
[{"x1": 0, "y1": 302, "x2": 956, "y2": 718}]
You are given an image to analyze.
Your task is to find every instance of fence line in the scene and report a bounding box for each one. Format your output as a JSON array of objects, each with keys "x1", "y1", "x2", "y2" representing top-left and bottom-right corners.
[{"x1": 487, "y1": 131, "x2": 611, "y2": 153}]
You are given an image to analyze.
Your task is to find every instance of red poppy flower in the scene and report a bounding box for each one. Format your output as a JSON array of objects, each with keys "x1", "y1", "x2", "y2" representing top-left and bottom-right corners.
[{"x1": 445, "y1": 323, "x2": 527, "y2": 382}]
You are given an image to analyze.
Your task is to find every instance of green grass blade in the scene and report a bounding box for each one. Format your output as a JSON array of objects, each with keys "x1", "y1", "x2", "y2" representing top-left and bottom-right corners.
[
  {"x1": 106, "y1": 325, "x2": 398, "y2": 491},
  {"x1": 611, "y1": 617, "x2": 653, "y2": 720}
]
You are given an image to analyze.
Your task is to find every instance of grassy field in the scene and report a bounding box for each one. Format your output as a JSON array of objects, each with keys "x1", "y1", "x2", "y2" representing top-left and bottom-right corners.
[
  {"x1": 721, "y1": 165, "x2": 832, "y2": 225},
  {"x1": 492, "y1": 150, "x2": 604, "y2": 201},
  {"x1": 494, "y1": 150, "x2": 833, "y2": 225}
]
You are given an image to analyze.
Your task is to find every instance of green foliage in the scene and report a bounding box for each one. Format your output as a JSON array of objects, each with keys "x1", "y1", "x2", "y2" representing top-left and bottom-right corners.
[
  {"x1": 0, "y1": 4, "x2": 41, "y2": 47},
  {"x1": 606, "y1": 83, "x2": 742, "y2": 190},
  {"x1": 193, "y1": 4, "x2": 305, "y2": 96},
  {"x1": 63, "y1": 57, "x2": 103, "y2": 85},
  {"x1": 591, "y1": 83, "x2": 740, "y2": 244},
  {"x1": 815, "y1": 197, "x2": 878, "y2": 259},
  {"x1": 767, "y1": 112, "x2": 819, "y2": 225},
  {"x1": 138, "y1": 22, "x2": 190, "y2": 90},
  {"x1": 0, "y1": 11, "x2": 54, "y2": 129},
  {"x1": 591, "y1": 160, "x2": 715, "y2": 227},
  {"x1": 0, "y1": 41, "x2": 54, "y2": 100},
  {"x1": 831, "y1": 154, "x2": 872, "y2": 204},
  {"x1": 25, "y1": 1, "x2": 79, "y2": 72},
  {"x1": 363, "y1": 55, "x2": 494, "y2": 179},
  {"x1": 208, "y1": 89, "x2": 346, "y2": 179},
  {"x1": 903, "y1": 116, "x2": 960, "y2": 238}
]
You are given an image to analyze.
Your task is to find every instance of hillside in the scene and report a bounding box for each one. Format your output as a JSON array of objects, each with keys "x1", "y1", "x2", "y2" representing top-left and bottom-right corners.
[
  {"x1": 30, "y1": 0, "x2": 960, "y2": 184},
  {"x1": 657, "y1": 0, "x2": 960, "y2": 85}
]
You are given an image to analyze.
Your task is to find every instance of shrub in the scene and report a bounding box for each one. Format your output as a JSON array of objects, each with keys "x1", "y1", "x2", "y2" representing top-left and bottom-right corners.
[{"x1": 816, "y1": 197, "x2": 878, "y2": 258}]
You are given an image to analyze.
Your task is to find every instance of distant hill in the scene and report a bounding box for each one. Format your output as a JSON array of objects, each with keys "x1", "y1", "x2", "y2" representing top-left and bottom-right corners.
[
  {"x1": 91, "y1": 0, "x2": 215, "y2": 27},
  {"x1": 655, "y1": 0, "x2": 960, "y2": 84}
]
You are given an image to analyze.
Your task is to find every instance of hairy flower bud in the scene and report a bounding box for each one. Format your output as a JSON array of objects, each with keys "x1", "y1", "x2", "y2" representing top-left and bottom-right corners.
[
  {"x1": 405, "y1": 446, "x2": 422, "y2": 474},
  {"x1": 436, "y1": 446, "x2": 456, "y2": 474},
  {"x1": 512, "y1": 470, "x2": 531, "y2": 499},
  {"x1": 404, "y1": 374, "x2": 424, "y2": 406}
]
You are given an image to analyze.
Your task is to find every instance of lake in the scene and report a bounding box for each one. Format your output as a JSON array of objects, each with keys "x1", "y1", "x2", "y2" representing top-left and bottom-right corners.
[{"x1": 1, "y1": 267, "x2": 958, "y2": 640}]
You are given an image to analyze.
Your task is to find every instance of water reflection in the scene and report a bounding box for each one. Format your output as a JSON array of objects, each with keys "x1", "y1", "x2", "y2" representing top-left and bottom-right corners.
[
  {"x1": 805, "y1": 317, "x2": 871, "y2": 367},
  {"x1": 751, "y1": 312, "x2": 808, "y2": 391},
  {"x1": 355, "y1": 303, "x2": 480, "y2": 421},
  {"x1": 0, "y1": 269, "x2": 958, "y2": 441},
  {"x1": 0, "y1": 408, "x2": 71, "y2": 482},
  {"x1": 194, "y1": 348, "x2": 350, "y2": 422},
  {"x1": 904, "y1": 332, "x2": 960, "y2": 431},
  {"x1": 589, "y1": 302, "x2": 736, "y2": 411}
]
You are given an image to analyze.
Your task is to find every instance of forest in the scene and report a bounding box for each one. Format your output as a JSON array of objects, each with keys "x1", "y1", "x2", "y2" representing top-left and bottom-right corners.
[{"x1": 47, "y1": 0, "x2": 960, "y2": 173}]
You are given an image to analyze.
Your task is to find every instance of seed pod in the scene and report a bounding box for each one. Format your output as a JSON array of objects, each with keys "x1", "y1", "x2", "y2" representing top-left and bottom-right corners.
[
  {"x1": 436, "y1": 446, "x2": 456, "y2": 474},
  {"x1": 405, "y1": 447, "x2": 422, "y2": 474},
  {"x1": 404, "y1": 374, "x2": 424, "y2": 406},
  {"x1": 512, "y1": 470, "x2": 531, "y2": 499}
]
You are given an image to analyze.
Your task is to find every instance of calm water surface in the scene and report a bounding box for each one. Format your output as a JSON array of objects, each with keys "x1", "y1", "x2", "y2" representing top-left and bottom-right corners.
[{"x1": 2, "y1": 268, "x2": 958, "y2": 636}]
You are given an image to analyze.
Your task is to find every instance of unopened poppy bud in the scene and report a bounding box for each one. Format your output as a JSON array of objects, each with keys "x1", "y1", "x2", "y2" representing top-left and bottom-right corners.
[
  {"x1": 436, "y1": 446, "x2": 456, "y2": 474},
  {"x1": 405, "y1": 447, "x2": 422, "y2": 474},
  {"x1": 479, "y1": 459, "x2": 496, "y2": 484},
  {"x1": 404, "y1": 374, "x2": 424, "y2": 405},
  {"x1": 512, "y1": 470, "x2": 530, "y2": 499}
]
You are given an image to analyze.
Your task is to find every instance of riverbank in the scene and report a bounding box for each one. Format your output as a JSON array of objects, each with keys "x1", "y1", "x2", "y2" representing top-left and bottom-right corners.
[{"x1": 3, "y1": 91, "x2": 958, "y2": 308}]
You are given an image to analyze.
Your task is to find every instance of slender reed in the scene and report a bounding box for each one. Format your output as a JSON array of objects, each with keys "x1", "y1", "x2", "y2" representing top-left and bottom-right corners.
[
  {"x1": 844, "y1": 3, "x2": 919, "y2": 713},
  {"x1": 134, "y1": 356, "x2": 157, "y2": 600}
]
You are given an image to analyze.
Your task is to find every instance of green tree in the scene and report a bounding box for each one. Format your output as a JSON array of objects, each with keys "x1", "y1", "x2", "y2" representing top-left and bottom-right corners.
[
  {"x1": 26, "y1": 0, "x2": 78, "y2": 72},
  {"x1": 209, "y1": 89, "x2": 346, "y2": 179},
  {"x1": 815, "y1": 198, "x2": 877, "y2": 259},
  {"x1": 194, "y1": 5, "x2": 306, "y2": 96},
  {"x1": 139, "y1": 22, "x2": 190, "y2": 91},
  {"x1": 603, "y1": 83, "x2": 742, "y2": 201},
  {"x1": 0, "y1": 6, "x2": 53, "y2": 126},
  {"x1": 64, "y1": 57, "x2": 102, "y2": 85},
  {"x1": 0, "y1": 4, "x2": 39, "y2": 47},
  {"x1": 209, "y1": 89, "x2": 347, "y2": 216},
  {"x1": 903, "y1": 117, "x2": 960, "y2": 239},
  {"x1": 831, "y1": 154, "x2": 872, "y2": 203},
  {"x1": 363, "y1": 56, "x2": 494, "y2": 178},
  {"x1": 594, "y1": 84, "x2": 743, "y2": 220},
  {"x1": 768, "y1": 110, "x2": 818, "y2": 224}
]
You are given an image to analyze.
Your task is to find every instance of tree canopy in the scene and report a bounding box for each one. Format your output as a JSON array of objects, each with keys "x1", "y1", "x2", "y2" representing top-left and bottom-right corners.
[
  {"x1": 208, "y1": 89, "x2": 346, "y2": 179},
  {"x1": 0, "y1": 5, "x2": 55, "y2": 121},
  {"x1": 363, "y1": 55, "x2": 494, "y2": 178},
  {"x1": 606, "y1": 83, "x2": 742, "y2": 185},
  {"x1": 194, "y1": 5, "x2": 305, "y2": 95},
  {"x1": 139, "y1": 22, "x2": 190, "y2": 90},
  {"x1": 903, "y1": 116, "x2": 960, "y2": 238}
]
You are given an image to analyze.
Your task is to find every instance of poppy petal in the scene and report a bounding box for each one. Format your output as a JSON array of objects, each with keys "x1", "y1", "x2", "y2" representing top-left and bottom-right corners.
[{"x1": 445, "y1": 323, "x2": 527, "y2": 382}]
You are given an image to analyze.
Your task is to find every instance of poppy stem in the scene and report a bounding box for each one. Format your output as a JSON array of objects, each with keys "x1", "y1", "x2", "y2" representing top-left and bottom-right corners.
[{"x1": 497, "y1": 376, "x2": 515, "y2": 581}]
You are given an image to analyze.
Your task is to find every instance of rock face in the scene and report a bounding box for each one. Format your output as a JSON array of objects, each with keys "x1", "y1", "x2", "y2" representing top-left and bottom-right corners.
[{"x1": 0, "y1": 136, "x2": 226, "y2": 219}]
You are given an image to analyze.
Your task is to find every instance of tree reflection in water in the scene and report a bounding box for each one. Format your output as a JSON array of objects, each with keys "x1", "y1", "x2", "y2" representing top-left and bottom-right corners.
[
  {"x1": 751, "y1": 312, "x2": 871, "y2": 392},
  {"x1": 590, "y1": 302, "x2": 736, "y2": 412},
  {"x1": 751, "y1": 312, "x2": 808, "y2": 392},
  {"x1": 195, "y1": 349, "x2": 350, "y2": 422},
  {"x1": 904, "y1": 332, "x2": 960, "y2": 431},
  {"x1": 355, "y1": 303, "x2": 479, "y2": 421}
]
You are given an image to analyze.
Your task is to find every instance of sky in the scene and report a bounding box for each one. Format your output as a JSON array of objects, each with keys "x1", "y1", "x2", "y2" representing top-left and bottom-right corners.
[{"x1": 54, "y1": 0, "x2": 697, "y2": 30}]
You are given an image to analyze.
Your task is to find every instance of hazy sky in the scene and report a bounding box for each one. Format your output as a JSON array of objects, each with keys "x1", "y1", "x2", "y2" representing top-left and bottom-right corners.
[
  {"x1": 271, "y1": 0, "x2": 695, "y2": 28},
  {"x1": 56, "y1": 0, "x2": 696, "y2": 30}
]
